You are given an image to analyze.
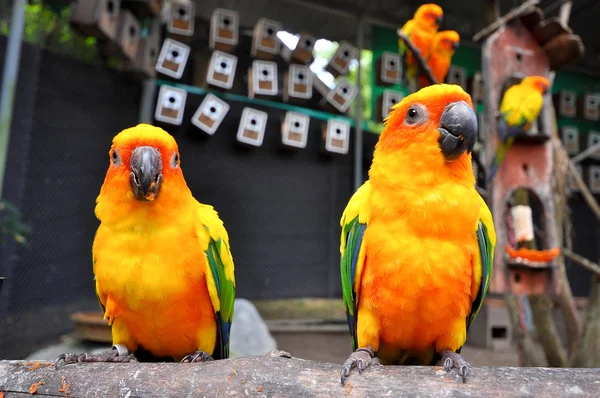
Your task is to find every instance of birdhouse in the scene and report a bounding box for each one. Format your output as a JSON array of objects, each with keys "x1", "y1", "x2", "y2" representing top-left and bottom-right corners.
[
  {"x1": 554, "y1": 90, "x2": 577, "y2": 118},
  {"x1": 322, "y1": 78, "x2": 358, "y2": 114},
  {"x1": 251, "y1": 18, "x2": 282, "y2": 60},
  {"x1": 325, "y1": 41, "x2": 359, "y2": 78},
  {"x1": 281, "y1": 111, "x2": 310, "y2": 149},
  {"x1": 322, "y1": 119, "x2": 350, "y2": 155},
  {"x1": 376, "y1": 52, "x2": 401, "y2": 86},
  {"x1": 105, "y1": 10, "x2": 140, "y2": 61},
  {"x1": 375, "y1": 90, "x2": 403, "y2": 122},
  {"x1": 588, "y1": 130, "x2": 600, "y2": 160},
  {"x1": 191, "y1": 94, "x2": 230, "y2": 135},
  {"x1": 481, "y1": 13, "x2": 561, "y2": 296},
  {"x1": 121, "y1": 0, "x2": 161, "y2": 17},
  {"x1": 209, "y1": 8, "x2": 239, "y2": 52},
  {"x1": 281, "y1": 33, "x2": 315, "y2": 65},
  {"x1": 446, "y1": 65, "x2": 467, "y2": 89},
  {"x1": 194, "y1": 50, "x2": 238, "y2": 90},
  {"x1": 69, "y1": 0, "x2": 120, "y2": 41},
  {"x1": 154, "y1": 85, "x2": 187, "y2": 125},
  {"x1": 155, "y1": 38, "x2": 190, "y2": 79},
  {"x1": 283, "y1": 64, "x2": 312, "y2": 104},
  {"x1": 588, "y1": 165, "x2": 600, "y2": 194},
  {"x1": 167, "y1": 0, "x2": 195, "y2": 38},
  {"x1": 561, "y1": 126, "x2": 580, "y2": 156},
  {"x1": 469, "y1": 72, "x2": 484, "y2": 105},
  {"x1": 579, "y1": 93, "x2": 600, "y2": 121},
  {"x1": 126, "y1": 19, "x2": 161, "y2": 78},
  {"x1": 248, "y1": 60, "x2": 278, "y2": 99},
  {"x1": 237, "y1": 108, "x2": 268, "y2": 147}
]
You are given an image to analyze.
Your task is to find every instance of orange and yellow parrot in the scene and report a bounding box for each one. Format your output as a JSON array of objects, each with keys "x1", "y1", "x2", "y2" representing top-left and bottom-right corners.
[
  {"x1": 488, "y1": 76, "x2": 549, "y2": 182},
  {"x1": 398, "y1": 4, "x2": 444, "y2": 90},
  {"x1": 339, "y1": 84, "x2": 496, "y2": 384},
  {"x1": 55, "y1": 124, "x2": 235, "y2": 367},
  {"x1": 418, "y1": 30, "x2": 460, "y2": 90}
]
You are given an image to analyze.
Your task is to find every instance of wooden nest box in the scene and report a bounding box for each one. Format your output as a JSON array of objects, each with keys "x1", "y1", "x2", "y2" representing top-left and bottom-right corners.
[{"x1": 478, "y1": 5, "x2": 584, "y2": 296}]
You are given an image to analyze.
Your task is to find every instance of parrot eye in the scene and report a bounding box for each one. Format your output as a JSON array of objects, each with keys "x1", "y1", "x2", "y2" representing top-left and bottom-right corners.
[
  {"x1": 171, "y1": 151, "x2": 179, "y2": 168},
  {"x1": 111, "y1": 149, "x2": 121, "y2": 166},
  {"x1": 404, "y1": 104, "x2": 428, "y2": 126}
]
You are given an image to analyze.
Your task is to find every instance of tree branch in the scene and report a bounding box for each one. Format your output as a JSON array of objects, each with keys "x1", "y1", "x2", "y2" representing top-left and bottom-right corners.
[
  {"x1": 562, "y1": 248, "x2": 600, "y2": 276},
  {"x1": 567, "y1": 160, "x2": 600, "y2": 223},
  {"x1": 571, "y1": 275, "x2": 600, "y2": 367},
  {"x1": 473, "y1": 0, "x2": 541, "y2": 42},
  {"x1": 2, "y1": 355, "x2": 600, "y2": 396},
  {"x1": 396, "y1": 30, "x2": 438, "y2": 86},
  {"x1": 571, "y1": 141, "x2": 600, "y2": 164}
]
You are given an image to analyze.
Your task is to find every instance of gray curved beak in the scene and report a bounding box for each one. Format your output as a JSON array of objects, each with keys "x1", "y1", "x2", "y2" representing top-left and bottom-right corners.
[
  {"x1": 437, "y1": 101, "x2": 478, "y2": 161},
  {"x1": 129, "y1": 146, "x2": 163, "y2": 202}
]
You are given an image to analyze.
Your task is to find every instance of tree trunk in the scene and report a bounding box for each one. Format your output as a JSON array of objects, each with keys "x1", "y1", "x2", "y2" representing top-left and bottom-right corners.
[
  {"x1": 1, "y1": 355, "x2": 600, "y2": 397},
  {"x1": 505, "y1": 294, "x2": 545, "y2": 367}
]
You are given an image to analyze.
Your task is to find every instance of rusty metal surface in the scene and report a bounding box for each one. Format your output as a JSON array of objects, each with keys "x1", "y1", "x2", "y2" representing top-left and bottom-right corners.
[{"x1": 482, "y1": 19, "x2": 560, "y2": 296}]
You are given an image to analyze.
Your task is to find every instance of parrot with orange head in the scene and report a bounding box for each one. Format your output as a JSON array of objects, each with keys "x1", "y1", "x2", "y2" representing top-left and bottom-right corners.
[
  {"x1": 339, "y1": 84, "x2": 496, "y2": 385},
  {"x1": 54, "y1": 124, "x2": 236, "y2": 368},
  {"x1": 398, "y1": 3, "x2": 444, "y2": 91}
]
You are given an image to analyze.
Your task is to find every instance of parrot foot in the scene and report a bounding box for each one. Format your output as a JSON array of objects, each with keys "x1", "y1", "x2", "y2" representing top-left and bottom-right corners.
[
  {"x1": 54, "y1": 344, "x2": 133, "y2": 370},
  {"x1": 437, "y1": 350, "x2": 471, "y2": 383},
  {"x1": 180, "y1": 350, "x2": 214, "y2": 363},
  {"x1": 340, "y1": 347, "x2": 380, "y2": 386}
]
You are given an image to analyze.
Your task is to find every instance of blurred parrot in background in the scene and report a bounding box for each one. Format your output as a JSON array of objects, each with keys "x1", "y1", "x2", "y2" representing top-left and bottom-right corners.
[
  {"x1": 55, "y1": 124, "x2": 236, "y2": 367},
  {"x1": 339, "y1": 84, "x2": 496, "y2": 385},
  {"x1": 398, "y1": 3, "x2": 444, "y2": 91},
  {"x1": 488, "y1": 75, "x2": 550, "y2": 182},
  {"x1": 418, "y1": 30, "x2": 460, "y2": 90}
]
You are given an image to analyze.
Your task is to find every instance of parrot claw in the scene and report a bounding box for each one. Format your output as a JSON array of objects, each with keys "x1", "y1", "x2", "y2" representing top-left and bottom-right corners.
[
  {"x1": 54, "y1": 344, "x2": 134, "y2": 370},
  {"x1": 340, "y1": 347, "x2": 378, "y2": 385},
  {"x1": 180, "y1": 350, "x2": 214, "y2": 363},
  {"x1": 437, "y1": 350, "x2": 471, "y2": 383}
]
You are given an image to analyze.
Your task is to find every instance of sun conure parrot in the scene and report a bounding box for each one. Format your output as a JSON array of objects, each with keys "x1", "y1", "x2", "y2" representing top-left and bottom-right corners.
[
  {"x1": 418, "y1": 30, "x2": 460, "y2": 90},
  {"x1": 488, "y1": 75, "x2": 550, "y2": 182},
  {"x1": 54, "y1": 124, "x2": 236, "y2": 368},
  {"x1": 339, "y1": 84, "x2": 496, "y2": 384},
  {"x1": 398, "y1": 3, "x2": 444, "y2": 91}
]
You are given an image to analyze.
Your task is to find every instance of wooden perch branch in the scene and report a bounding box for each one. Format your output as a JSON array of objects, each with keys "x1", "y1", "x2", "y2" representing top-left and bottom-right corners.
[
  {"x1": 473, "y1": 0, "x2": 541, "y2": 42},
  {"x1": 2, "y1": 354, "x2": 600, "y2": 397},
  {"x1": 562, "y1": 247, "x2": 600, "y2": 276},
  {"x1": 396, "y1": 30, "x2": 438, "y2": 86}
]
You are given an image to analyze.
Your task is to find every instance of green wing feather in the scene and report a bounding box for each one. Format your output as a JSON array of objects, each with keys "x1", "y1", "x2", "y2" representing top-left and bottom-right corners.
[
  {"x1": 467, "y1": 196, "x2": 496, "y2": 329},
  {"x1": 204, "y1": 225, "x2": 236, "y2": 360}
]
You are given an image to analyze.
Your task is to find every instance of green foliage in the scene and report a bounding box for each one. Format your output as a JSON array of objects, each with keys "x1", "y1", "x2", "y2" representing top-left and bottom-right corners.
[
  {"x1": 0, "y1": 0, "x2": 98, "y2": 63},
  {"x1": 0, "y1": 199, "x2": 30, "y2": 246}
]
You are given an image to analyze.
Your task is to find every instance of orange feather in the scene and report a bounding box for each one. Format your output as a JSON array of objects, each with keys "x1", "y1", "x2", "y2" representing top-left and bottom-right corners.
[{"x1": 355, "y1": 85, "x2": 483, "y2": 365}]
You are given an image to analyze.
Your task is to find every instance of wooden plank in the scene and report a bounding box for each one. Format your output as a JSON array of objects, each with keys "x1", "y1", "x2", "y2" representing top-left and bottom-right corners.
[{"x1": 1, "y1": 355, "x2": 600, "y2": 397}]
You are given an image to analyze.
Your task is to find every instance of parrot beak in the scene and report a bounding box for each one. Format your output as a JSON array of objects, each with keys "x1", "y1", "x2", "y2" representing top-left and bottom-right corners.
[
  {"x1": 436, "y1": 15, "x2": 443, "y2": 26},
  {"x1": 437, "y1": 101, "x2": 478, "y2": 161},
  {"x1": 452, "y1": 41, "x2": 460, "y2": 51},
  {"x1": 130, "y1": 146, "x2": 163, "y2": 202}
]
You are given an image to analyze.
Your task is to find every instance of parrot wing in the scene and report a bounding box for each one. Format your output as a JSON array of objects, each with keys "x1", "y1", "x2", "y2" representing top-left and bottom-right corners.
[
  {"x1": 340, "y1": 182, "x2": 371, "y2": 351},
  {"x1": 467, "y1": 193, "x2": 496, "y2": 330},
  {"x1": 398, "y1": 19, "x2": 414, "y2": 56},
  {"x1": 196, "y1": 203, "x2": 236, "y2": 360}
]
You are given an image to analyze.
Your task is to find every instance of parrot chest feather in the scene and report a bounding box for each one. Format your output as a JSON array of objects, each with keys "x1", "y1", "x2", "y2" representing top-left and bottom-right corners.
[
  {"x1": 359, "y1": 183, "x2": 480, "y2": 363},
  {"x1": 93, "y1": 223, "x2": 217, "y2": 359}
]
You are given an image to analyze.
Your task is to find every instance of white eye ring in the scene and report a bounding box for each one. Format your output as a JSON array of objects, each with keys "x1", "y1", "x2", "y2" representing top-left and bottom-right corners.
[
  {"x1": 111, "y1": 149, "x2": 121, "y2": 166},
  {"x1": 171, "y1": 151, "x2": 179, "y2": 168},
  {"x1": 404, "y1": 104, "x2": 428, "y2": 126}
]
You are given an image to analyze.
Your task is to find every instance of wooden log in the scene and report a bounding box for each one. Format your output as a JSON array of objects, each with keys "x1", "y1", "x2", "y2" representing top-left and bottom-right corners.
[{"x1": 1, "y1": 354, "x2": 600, "y2": 397}]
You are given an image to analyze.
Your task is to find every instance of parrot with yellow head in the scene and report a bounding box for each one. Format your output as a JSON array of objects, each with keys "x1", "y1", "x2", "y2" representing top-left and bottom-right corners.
[
  {"x1": 339, "y1": 84, "x2": 496, "y2": 384},
  {"x1": 55, "y1": 124, "x2": 236, "y2": 367},
  {"x1": 398, "y1": 3, "x2": 444, "y2": 90},
  {"x1": 488, "y1": 75, "x2": 550, "y2": 182}
]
